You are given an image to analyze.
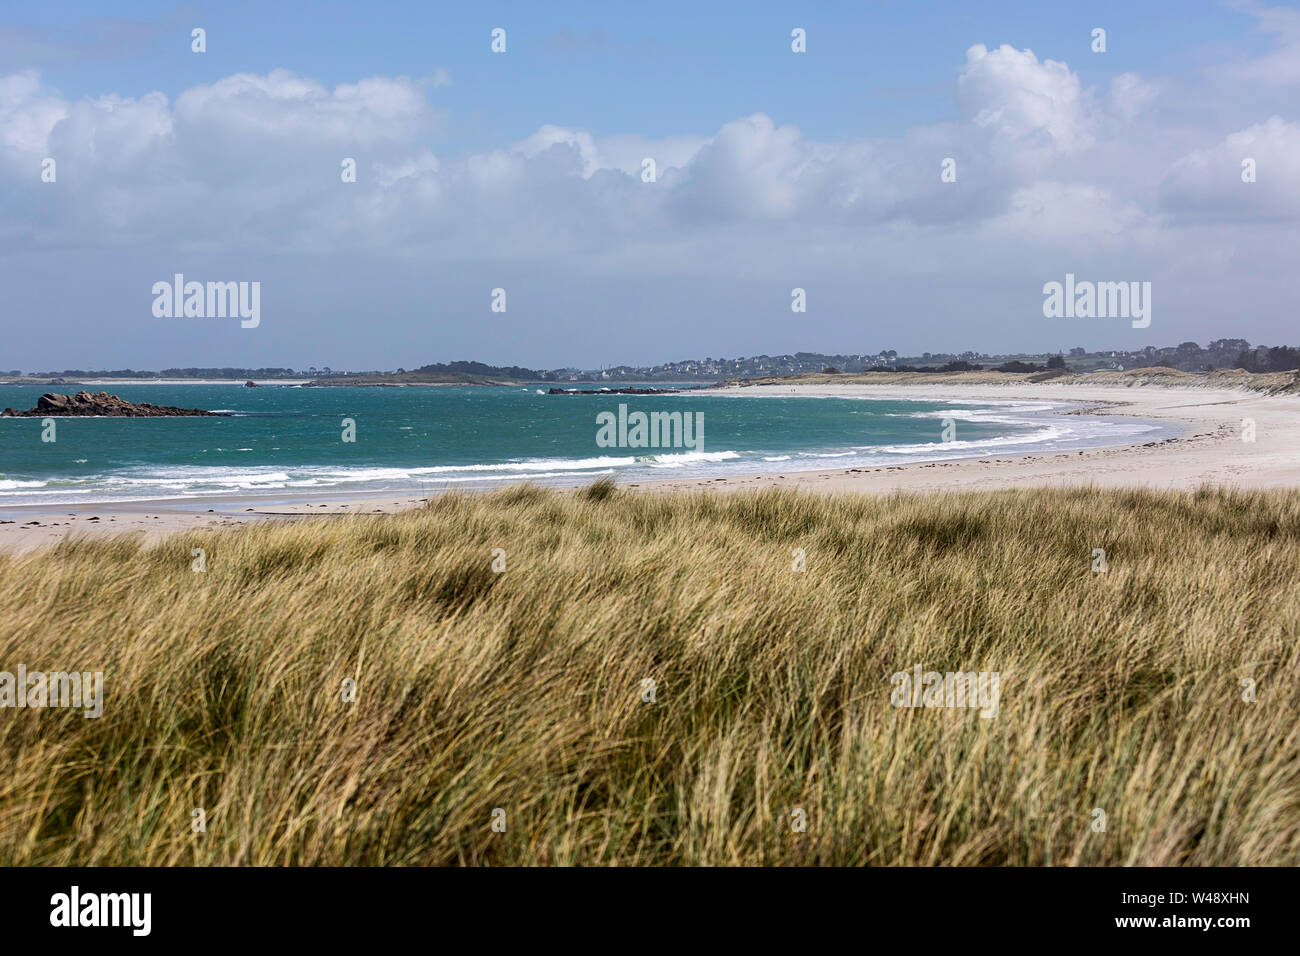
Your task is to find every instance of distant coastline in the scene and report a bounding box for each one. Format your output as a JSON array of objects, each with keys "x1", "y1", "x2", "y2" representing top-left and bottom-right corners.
[
  {"x1": 7, "y1": 338, "x2": 1299, "y2": 388},
  {"x1": 4, "y1": 365, "x2": 1297, "y2": 392}
]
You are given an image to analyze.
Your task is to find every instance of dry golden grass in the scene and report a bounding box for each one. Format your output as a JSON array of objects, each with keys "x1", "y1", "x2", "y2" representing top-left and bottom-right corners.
[{"x1": 1, "y1": 481, "x2": 1297, "y2": 865}]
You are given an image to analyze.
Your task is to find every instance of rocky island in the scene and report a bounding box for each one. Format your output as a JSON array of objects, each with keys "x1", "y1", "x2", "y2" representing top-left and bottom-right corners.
[{"x1": 1, "y1": 391, "x2": 227, "y2": 417}]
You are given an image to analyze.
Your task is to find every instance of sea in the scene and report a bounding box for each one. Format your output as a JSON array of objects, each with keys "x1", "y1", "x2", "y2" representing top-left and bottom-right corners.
[{"x1": 0, "y1": 384, "x2": 1173, "y2": 507}]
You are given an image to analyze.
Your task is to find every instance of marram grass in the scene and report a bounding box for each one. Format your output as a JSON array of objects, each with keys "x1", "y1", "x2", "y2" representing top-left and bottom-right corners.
[{"x1": 0, "y1": 482, "x2": 1297, "y2": 865}]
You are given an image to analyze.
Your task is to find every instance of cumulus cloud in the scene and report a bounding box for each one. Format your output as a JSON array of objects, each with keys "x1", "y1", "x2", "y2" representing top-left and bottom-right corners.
[
  {"x1": 1, "y1": 24, "x2": 1297, "y2": 367},
  {"x1": 992, "y1": 182, "x2": 1149, "y2": 243},
  {"x1": 515, "y1": 124, "x2": 705, "y2": 179},
  {"x1": 957, "y1": 44, "x2": 1094, "y2": 154},
  {"x1": 0, "y1": 72, "x2": 68, "y2": 153},
  {"x1": 1161, "y1": 116, "x2": 1300, "y2": 222},
  {"x1": 174, "y1": 71, "x2": 435, "y2": 146},
  {"x1": 2, "y1": 32, "x2": 1293, "y2": 261},
  {"x1": 668, "y1": 114, "x2": 807, "y2": 220},
  {"x1": 1104, "y1": 72, "x2": 1160, "y2": 124}
]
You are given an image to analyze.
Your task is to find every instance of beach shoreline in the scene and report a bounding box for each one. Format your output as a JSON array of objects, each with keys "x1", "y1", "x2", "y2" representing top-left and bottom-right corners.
[{"x1": 2, "y1": 379, "x2": 1296, "y2": 553}]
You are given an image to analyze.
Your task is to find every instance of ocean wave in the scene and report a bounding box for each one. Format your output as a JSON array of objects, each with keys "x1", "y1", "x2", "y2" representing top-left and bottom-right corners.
[
  {"x1": 441, "y1": 469, "x2": 615, "y2": 483},
  {"x1": 644, "y1": 450, "x2": 741, "y2": 468},
  {"x1": 0, "y1": 394, "x2": 1175, "y2": 506},
  {"x1": 866, "y1": 418, "x2": 1157, "y2": 456},
  {"x1": 318, "y1": 457, "x2": 639, "y2": 480},
  {"x1": 868, "y1": 426, "x2": 1064, "y2": 453},
  {"x1": 905, "y1": 404, "x2": 1058, "y2": 425},
  {"x1": 98, "y1": 471, "x2": 296, "y2": 490}
]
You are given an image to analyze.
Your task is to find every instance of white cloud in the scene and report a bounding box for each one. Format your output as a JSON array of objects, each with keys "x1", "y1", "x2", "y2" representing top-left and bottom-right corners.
[
  {"x1": 670, "y1": 114, "x2": 807, "y2": 220},
  {"x1": 1162, "y1": 116, "x2": 1300, "y2": 221},
  {"x1": 514, "y1": 124, "x2": 707, "y2": 179},
  {"x1": 3, "y1": 41, "x2": 1295, "y2": 260},
  {"x1": 1105, "y1": 72, "x2": 1160, "y2": 124},
  {"x1": 957, "y1": 44, "x2": 1094, "y2": 154},
  {"x1": 2, "y1": 20, "x2": 1298, "y2": 368},
  {"x1": 0, "y1": 71, "x2": 68, "y2": 153},
  {"x1": 991, "y1": 182, "x2": 1149, "y2": 242},
  {"x1": 173, "y1": 70, "x2": 436, "y2": 146}
]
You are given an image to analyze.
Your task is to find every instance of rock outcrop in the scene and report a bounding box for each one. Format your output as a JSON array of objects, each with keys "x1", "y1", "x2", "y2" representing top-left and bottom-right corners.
[{"x1": 1, "y1": 391, "x2": 227, "y2": 417}]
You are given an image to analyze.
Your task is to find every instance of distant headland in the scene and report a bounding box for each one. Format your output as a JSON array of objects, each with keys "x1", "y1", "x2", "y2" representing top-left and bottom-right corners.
[{"x1": 2, "y1": 340, "x2": 1297, "y2": 386}]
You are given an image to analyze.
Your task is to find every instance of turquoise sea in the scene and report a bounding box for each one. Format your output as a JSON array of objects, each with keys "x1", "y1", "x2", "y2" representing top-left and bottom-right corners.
[{"x1": 0, "y1": 384, "x2": 1169, "y2": 507}]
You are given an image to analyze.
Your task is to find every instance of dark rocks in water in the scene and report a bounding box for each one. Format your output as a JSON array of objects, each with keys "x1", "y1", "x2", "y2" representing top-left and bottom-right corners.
[
  {"x1": 244, "y1": 380, "x2": 259, "y2": 387},
  {"x1": 1, "y1": 391, "x2": 227, "y2": 417}
]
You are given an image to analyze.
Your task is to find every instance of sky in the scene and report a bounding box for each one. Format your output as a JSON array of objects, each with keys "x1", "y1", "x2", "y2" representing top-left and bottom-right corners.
[{"x1": 1, "y1": 0, "x2": 1297, "y2": 371}]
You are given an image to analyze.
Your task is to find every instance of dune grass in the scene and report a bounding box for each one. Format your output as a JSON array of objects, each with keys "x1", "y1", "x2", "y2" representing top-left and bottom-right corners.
[{"x1": 0, "y1": 481, "x2": 1297, "y2": 865}]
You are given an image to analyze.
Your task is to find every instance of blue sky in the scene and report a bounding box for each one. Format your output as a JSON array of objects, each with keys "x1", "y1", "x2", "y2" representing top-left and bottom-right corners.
[
  {"x1": 4, "y1": 1, "x2": 1267, "y2": 146},
  {"x1": 2, "y1": 1, "x2": 1298, "y2": 370}
]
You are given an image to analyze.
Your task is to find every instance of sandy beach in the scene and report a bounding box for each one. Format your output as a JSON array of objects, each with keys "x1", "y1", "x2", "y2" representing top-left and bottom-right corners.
[
  {"x1": 2, "y1": 378, "x2": 1297, "y2": 553},
  {"x1": 669, "y1": 378, "x2": 1299, "y2": 493}
]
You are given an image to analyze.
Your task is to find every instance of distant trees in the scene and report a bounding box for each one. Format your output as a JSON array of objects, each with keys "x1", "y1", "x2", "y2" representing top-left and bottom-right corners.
[
  {"x1": 1236, "y1": 346, "x2": 1300, "y2": 373},
  {"x1": 411, "y1": 360, "x2": 542, "y2": 380},
  {"x1": 1120, "y1": 339, "x2": 1300, "y2": 373},
  {"x1": 1047, "y1": 354, "x2": 1066, "y2": 369},
  {"x1": 1209, "y1": 339, "x2": 1249, "y2": 353},
  {"x1": 1270, "y1": 346, "x2": 1300, "y2": 371}
]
